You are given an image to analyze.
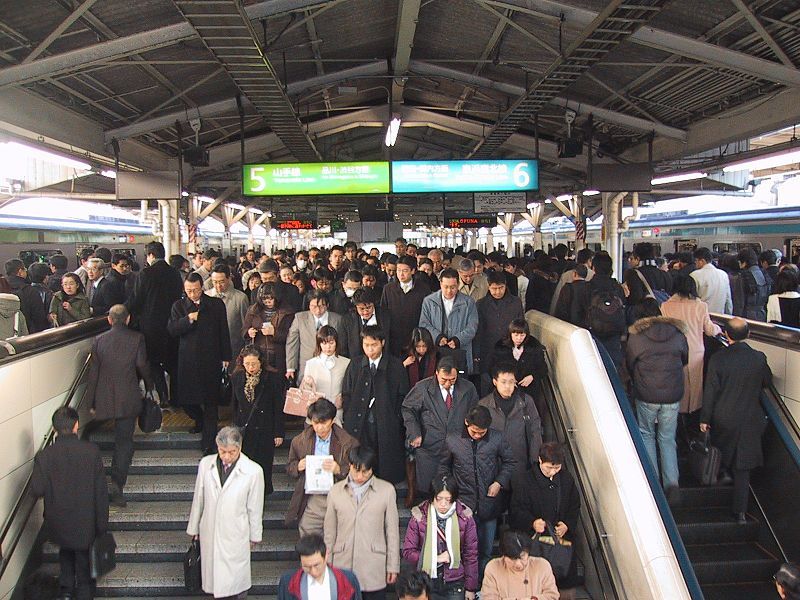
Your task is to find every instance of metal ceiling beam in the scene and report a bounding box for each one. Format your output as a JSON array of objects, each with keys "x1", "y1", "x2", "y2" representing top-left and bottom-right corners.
[
  {"x1": 0, "y1": 0, "x2": 328, "y2": 88},
  {"x1": 729, "y1": 0, "x2": 795, "y2": 68},
  {"x1": 501, "y1": 0, "x2": 800, "y2": 87},
  {"x1": 22, "y1": 0, "x2": 99, "y2": 63},
  {"x1": 392, "y1": 0, "x2": 422, "y2": 104},
  {"x1": 173, "y1": 0, "x2": 320, "y2": 161}
]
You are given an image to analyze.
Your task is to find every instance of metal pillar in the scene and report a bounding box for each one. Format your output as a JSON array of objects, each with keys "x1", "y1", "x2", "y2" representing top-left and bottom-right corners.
[
  {"x1": 603, "y1": 192, "x2": 627, "y2": 280},
  {"x1": 486, "y1": 231, "x2": 494, "y2": 253},
  {"x1": 157, "y1": 199, "x2": 179, "y2": 259}
]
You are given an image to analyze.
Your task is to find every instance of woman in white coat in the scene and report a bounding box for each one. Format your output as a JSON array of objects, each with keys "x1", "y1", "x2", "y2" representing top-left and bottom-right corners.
[
  {"x1": 300, "y1": 325, "x2": 350, "y2": 425},
  {"x1": 187, "y1": 427, "x2": 265, "y2": 599}
]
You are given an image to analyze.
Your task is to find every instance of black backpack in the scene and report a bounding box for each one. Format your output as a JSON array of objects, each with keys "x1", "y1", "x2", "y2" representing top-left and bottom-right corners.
[{"x1": 587, "y1": 282, "x2": 626, "y2": 337}]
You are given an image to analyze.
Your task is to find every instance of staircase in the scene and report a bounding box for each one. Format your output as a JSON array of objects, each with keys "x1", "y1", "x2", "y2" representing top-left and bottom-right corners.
[
  {"x1": 672, "y1": 480, "x2": 781, "y2": 599},
  {"x1": 39, "y1": 418, "x2": 411, "y2": 598}
]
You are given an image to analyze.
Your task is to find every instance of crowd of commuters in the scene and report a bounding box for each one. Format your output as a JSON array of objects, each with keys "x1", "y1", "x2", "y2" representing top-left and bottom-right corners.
[{"x1": 23, "y1": 236, "x2": 800, "y2": 599}]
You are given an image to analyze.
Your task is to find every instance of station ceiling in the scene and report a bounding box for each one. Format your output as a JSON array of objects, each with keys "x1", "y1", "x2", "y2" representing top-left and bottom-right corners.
[{"x1": 2, "y1": 0, "x2": 800, "y2": 227}]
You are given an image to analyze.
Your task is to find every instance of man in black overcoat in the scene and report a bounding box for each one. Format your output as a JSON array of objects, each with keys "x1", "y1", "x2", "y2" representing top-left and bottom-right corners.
[
  {"x1": 701, "y1": 317, "x2": 773, "y2": 522},
  {"x1": 126, "y1": 241, "x2": 184, "y2": 407},
  {"x1": 341, "y1": 325, "x2": 409, "y2": 484},
  {"x1": 380, "y1": 255, "x2": 429, "y2": 357},
  {"x1": 339, "y1": 288, "x2": 392, "y2": 359},
  {"x1": 31, "y1": 407, "x2": 108, "y2": 600},
  {"x1": 168, "y1": 272, "x2": 231, "y2": 454}
]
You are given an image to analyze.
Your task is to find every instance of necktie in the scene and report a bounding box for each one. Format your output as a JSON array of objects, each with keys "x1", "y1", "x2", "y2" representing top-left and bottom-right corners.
[
  {"x1": 223, "y1": 463, "x2": 231, "y2": 474},
  {"x1": 315, "y1": 319, "x2": 321, "y2": 331},
  {"x1": 402, "y1": 283, "x2": 410, "y2": 293},
  {"x1": 370, "y1": 362, "x2": 377, "y2": 376},
  {"x1": 445, "y1": 391, "x2": 452, "y2": 410},
  {"x1": 363, "y1": 319, "x2": 369, "y2": 327},
  {"x1": 218, "y1": 293, "x2": 225, "y2": 300},
  {"x1": 87, "y1": 283, "x2": 95, "y2": 303}
]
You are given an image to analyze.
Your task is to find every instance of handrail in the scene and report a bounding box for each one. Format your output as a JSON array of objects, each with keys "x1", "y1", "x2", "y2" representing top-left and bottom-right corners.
[
  {"x1": 710, "y1": 313, "x2": 800, "y2": 348},
  {"x1": 0, "y1": 317, "x2": 109, "y2": 365},
  {"x1": 0, "y1": 353, "x2": 93, "y2": 579},
  {"x1": 593, "y1": 342, "x2": 705, "y2": 600},
  {"x1": 762, "y1": 384, "x2": 800, "y2": 472}
]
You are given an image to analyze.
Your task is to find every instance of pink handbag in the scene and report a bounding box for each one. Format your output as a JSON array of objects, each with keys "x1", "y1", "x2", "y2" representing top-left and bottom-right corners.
[{"x1": 283, "y1": 376, "x2": 323, "y2": 417}]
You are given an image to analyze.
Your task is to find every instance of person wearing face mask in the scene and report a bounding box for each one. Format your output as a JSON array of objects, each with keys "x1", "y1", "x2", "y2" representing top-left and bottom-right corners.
[
  {"x1": 126, "y1": 241, "x2": 184, "y2": 408},
  {"x1": 480, "y1": 531, "x2": 558, "y2": 600},
  {"x1": 301, "y1": 326, "x2": 350, "y2": 425},
  {"x1": 509, "y1": 443, "x2": 581, "y2": 598},
  {"x1": 294, "y1": 251, "x2": 310, "y2": 275},
  {"x1": 168, "y1": 273, "x2": 232, "y2": 454},
  {"x1": 329, "y1": 270, "x2": 362, "y2": 316}
]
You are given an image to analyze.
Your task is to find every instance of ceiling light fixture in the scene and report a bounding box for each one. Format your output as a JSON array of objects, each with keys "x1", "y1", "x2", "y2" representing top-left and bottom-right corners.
[
  {"x1": 100, "y1": 169, "x2": 116, "y2": 179},
  {"x1": 2, "y1": 141, "x2": 92, "y2": 171},
  {"x1": 651, "y1": 171, "x2": 707, "y2": 185},
  {"x1": 555, "y1": 193, "x2": 573, "y2": 202},
  {"x1": 722, "y1": 149, "x2": 800, "y2": 173},
  {"x1": 385, "y1": 116, "x2": 401, "y2": 147},
  {"x1": 582, "y1": 189, "x2": 600, "y2": 196}
]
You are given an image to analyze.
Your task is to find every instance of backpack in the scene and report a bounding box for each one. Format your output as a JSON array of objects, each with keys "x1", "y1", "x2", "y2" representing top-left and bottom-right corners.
[{"x1": 587, "y1": 282, "x2": 626, "y2": 337}]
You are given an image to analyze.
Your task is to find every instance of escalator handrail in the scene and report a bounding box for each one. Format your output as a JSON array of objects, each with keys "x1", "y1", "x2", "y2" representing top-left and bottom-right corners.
[
  {"x1": 0, "y1": 352, "x2": 93, "y2": 578},
  {"x1": 593, "y1": 342, "x2": 705, "y2": 600},
  {"x1": 762, "y1": 383, "x2": 800, "y2": 472},
  {"x1": 0, "y1": 317, "x2": 109, "y2": 365}
]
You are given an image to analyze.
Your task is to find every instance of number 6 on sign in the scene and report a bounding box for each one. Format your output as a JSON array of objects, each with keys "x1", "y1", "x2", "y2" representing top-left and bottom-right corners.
[
  {"x1": 513, "y1": 162, "x2": 530, "y2": 188},
  {"x1": 249, "y1": 167, "x2": 267, "y2": 192}
]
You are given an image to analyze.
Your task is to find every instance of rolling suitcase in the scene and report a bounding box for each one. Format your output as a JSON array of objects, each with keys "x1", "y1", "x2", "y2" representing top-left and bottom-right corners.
[{"x1": 689, "y1": 431, "x2": 721, "y2": 485}]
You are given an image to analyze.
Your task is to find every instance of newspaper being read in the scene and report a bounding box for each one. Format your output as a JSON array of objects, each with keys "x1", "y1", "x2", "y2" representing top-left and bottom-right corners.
[{"x1": 304, "y1": 454, "x2": 334, "y2": 494}]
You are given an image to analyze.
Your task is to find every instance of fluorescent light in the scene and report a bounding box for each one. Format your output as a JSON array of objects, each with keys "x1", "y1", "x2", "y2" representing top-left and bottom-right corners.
[
  {"x1": 723, "y1": 149, "x2": 800, "y2": 173},
  {"x1": 555, "y1": 193, "x2": 572, "y2": 202},
  {"x1": 250, "y1": 207, "x2": 264, "y2": 214},
  {"x1": 227, "y1": 202, "x2": 246, "y2": 210},
  {"x1": 544, "y1": 199, "x2": 552, "y2": 204},
  {"x1": 197, "y1": 195, "x2": 214, "y2": 203},
  {"x1": 181, "y1": 191, "x2": 189, "y2": 197},
  {"x1": 526, "y1": 202, "x2": 539, "y2": 209},
  {"x1": 100, "y1": 169, "x2": 116, "y2": 179},
  {"x1": 651, "y1": 171, "x2": 707, "y2": 185},
  {"x1": 583, "y1": 189, "x2": 600, "y2": 196},
  {"x1": 384, "y1": 116, "x2": 401, "y2": 147},
  {"x1": 3, "y1": 141, "x2": 91, "y2": 171}
]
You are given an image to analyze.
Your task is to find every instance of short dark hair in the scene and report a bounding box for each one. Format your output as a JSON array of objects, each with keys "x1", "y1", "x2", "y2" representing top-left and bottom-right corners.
[
  {"x1": 466, "y1": 250, "x2": 486, "y2": 264},
  {"x1": 431, "y1": 474, "x2": 459, "y2": 501},
  {"x1": 52, "y1": 406, "x2": 79, "y2": 435},
  {"x1": 439, "y1": 267, "x2": 458, "y2": 282},
  {"x1": 591, "y1": 252, "x2": 613, "y2": 277},
  {"x1": 672, "y1": 273, "x2": 697, "y2": 299},
  {"x1": 330, "y1": 244, "x2": 344, "y2": 254},
  {"x1": 633, "y1": 242, "x2": 656, "y2": 261},
  {"x1": 725, "y1": 318, "x2": 749, "y2": 341},
  {"x1": 395, "y1": 571, "x2": 431, "y2": 599},
  {"x1": 576, "y1": 248, "x2": 594, "y2": 265},
  {"x1": 466, "y1": 405, "x2": 492, "y2": 429},
  {"x1": 539, "y1": 441, "x2": 565, "y2": 465},
  {"x1": 575, "y1": 264, "x2": 588, "y2": 278},
  {"x1": 353, "y1": 287, "x2": 377, "y2": 306},
  {"x1": 308, "y1": 290, "x2": 329, "y2": 306},
  {"x1": 28, "y1": 263, "x2": 49, "y2": 283},
  {"x1": 311, "y1": 267, "x2": 333, "y2": 283},
  {"x1": 362, "y1": 265, "x2": 379, "y2": 278},
  {"x1": 348, "y1": 446, "x2": 377, "y2": 471},
  {"x1": 499, "y1": 530, "x2": 533, "y2": 559},
  {"x1": 169, "y1": 254, "x2": 186, "y2": 270},
  {"x1": 776, "y1": 270, "x2": 799, "y2": 294},
  {"x1": 212, "y1": 263, "x2": 231, "y2": 278},
  {"x1": 397, "y1": 255, "x2": 417, "y2": 270},
  {"x1": 5, "y1": 258, "x2": 24, "y2": 276},
  {"x1": 360, "y1": 324, "x2": 385, "y2": 342},
  {"x1": 634, "y1": 297, "x2": 662, "y2": 320},
  {"x1": 491, "y1": 361, "x2": 518, "y2": 380},
  {"x1": 49, "y1": 254, "x2": 68, "y2": 270},
  {"x1": 111, "y1": 253, "x2": 130, "y2": 266},
  {"x1": 759, "y1": 249, "x2": 777, "y2": 266},
  {"x1": 94, "y1": 247, "x2": 112, "y2": 264},
  {"x1": 693, "y1": 247, "x2": 712, "y2": 263},
  {"x1": 295, "y1": 533, "x2": 326, "y2": 558},
  {"x1": 79, "y1": 248, "x2": 95, "y2": 262},
  {"x1": 775, "y1": 562, "x2": 800, "y2": 596},
  {"x1": 343, "y1": 270, "x2": 362, "y2": 284},
  {"x1": 737, "y1": 248, "x2": 758, "y2": 267},
  {"x1": 436, "y1": 355, "x2": 457, "y2": 373},
  {"x1": 343, "y1": 241, "x2": 358, "y2": 251},
  {"x1": 146, "y1": 241, "x2": 166, "y2": 259},
  {"x1": 486, "y1": 270, "x2": 506, "y2": 286},
  {"x1": 307, "y1": 398, "x2": 337, "y2": 422},
  {"x1": 554, "y1": 243, "x2": 569, "y2": 260},
  {"x1": 185, "y1": 272, "x2": 203, "y2": 285}
]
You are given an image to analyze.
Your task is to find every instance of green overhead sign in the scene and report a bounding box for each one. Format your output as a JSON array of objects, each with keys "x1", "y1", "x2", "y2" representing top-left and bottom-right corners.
[{"x1": 243, "y1": 162, "x2": 391, "y2": 196}]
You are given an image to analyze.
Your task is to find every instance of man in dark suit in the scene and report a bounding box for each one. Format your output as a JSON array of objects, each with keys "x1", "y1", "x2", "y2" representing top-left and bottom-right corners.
[
  {"x1": 168, "y1": 273, "x2": 232, "y2": 454},
  {"x1": 341, "y1": 326, "x2": 409, "y2": 485},
  {"x1": 31, "y1": 407, "x2": 108, "y2": 600},
  {"x1": 86, "y1": 258, "x2": 116, "y2": 317},
  {"x1": 126, "y1": 242, "x2": 184, "y2": 407},
  {"x1": 86, "y1": 304, "x2": 153, "y2": 506},
  {"x1": 402, "y1": 355, "x2": 479, "y2": 494},
  {"x1": 701, "y1": 317, "x2": 773, "y2": 523},
  {"x1": 340, "y1": 288, "x2": 391, "y2": 359},
  {"x1": 380, "y1": 255, "x2": 429, "y2": 357}
]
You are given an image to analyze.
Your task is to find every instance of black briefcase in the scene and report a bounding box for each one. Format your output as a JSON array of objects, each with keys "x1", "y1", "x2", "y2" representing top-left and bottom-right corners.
[
  {"x1": 219, "y1": 366, "x2": 232, "y2": 407},
  {"x1": 184, "y1": 538, "x2": 202, "y2": 592},
  {"x1": 138, "y1": 392, "x2": 162, "y2": 433},
  {"x1": 89, "y1": 532, "x2": 116, "y2": 579},
  {"x1": 689, "y1": 431, "x2": 721, "y2": 486}
]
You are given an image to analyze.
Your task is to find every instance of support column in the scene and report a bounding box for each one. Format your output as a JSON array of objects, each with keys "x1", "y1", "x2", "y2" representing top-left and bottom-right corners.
[
  {"x1": 157, "y1": 199, "x2": 180, "y2": 259},
  {"x1": 140, "y1": 200, "x2": 148, "y2": 225},
  {"x1": 187, "y1": 195, "x2": 200, "y2": 256},
  {"x1": 603, "y1": 192, "x2": 627, "y2": 280},
  {"x1": 486, "y1": 231, "x2": 494, "y2": 253}
]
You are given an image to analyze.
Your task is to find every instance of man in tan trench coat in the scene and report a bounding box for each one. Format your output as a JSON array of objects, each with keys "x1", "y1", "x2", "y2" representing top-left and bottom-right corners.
[{"x1": 323, "y1": 446, "x2": 400, "y2": 599}]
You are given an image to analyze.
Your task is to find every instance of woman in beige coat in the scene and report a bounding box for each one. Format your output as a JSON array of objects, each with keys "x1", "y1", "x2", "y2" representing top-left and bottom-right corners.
[
  {"x1": 481, "y1": 531, "x2": 559, "y2": 600},
  {"x1": 323, "y1": 446, "x2": 400, "y2": 596},
  {"x1": 301, "y1": 325, "x2": 350, "y2": 425},
  {"x1": 660, "y1": 274, "x2": 722, "y2": 415}
]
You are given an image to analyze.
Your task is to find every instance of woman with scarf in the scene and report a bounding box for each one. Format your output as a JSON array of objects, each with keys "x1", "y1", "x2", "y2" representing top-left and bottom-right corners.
[
  {"x1": 231, "y1": 346, "x2": 285, "y2": 495},
  {"x1": 49, "y1": 272, "x2": 91, "y2": 326},
  {"x1": 402, "y1": 476, "x2": 479, "y2": 600},
  {"x1": 403, "y1": 327, "x2": 437, "y2": 387}
]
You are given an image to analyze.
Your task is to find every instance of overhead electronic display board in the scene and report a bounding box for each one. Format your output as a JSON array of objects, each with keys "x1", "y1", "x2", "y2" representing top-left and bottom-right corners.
[
  {"x1": 243, "y1": 162, "x2": 390, "y2": 196},
  {"x1": 276, "y1": 219, "x2": 318, "y2": 230},
  {"x1": 444, "y1": 213, "x2": 497, "y2": 228},
  {"x1": 392, "y1": 160, "x2": 538, "y2": 194}
]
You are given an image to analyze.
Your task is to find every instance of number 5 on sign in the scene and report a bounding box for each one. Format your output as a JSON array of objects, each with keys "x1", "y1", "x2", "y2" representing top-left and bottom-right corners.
[
  {"x1": 249, "y1": 167, "x2": 267, "y2": 192},
  {"x1": 513, "y1": 162, "x2": 530, "y2": 188}
]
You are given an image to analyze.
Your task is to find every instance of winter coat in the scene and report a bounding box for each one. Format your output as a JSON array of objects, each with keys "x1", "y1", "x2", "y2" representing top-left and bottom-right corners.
[
  {"x1": 484, "y1": 336, "x2": 547, "y2": 386},
  {"x1": 525, "y1": 269, "x2": 558, "y2": 314},
  {"x1": 402, "y1": 500, "x2": 479, "y2": 592},
  {"x1": 89, "y1": 276, "x2": 120, "y2": 316},
  {"x1": 419, "y1": 291, "x2": 479, "y2": 373},
  {"x1": 339, "y1": 307, "x2": 392, "y2": 360},
  {"x1": 187, "y1": 453, "x2": 264, "y2": 598},
  {"x1": 242, "y1": 306, "x2": 295, "y2": 373},
  {"x1": 231, "y1": 370, "x2": 284, "y2": 437},
  {"x1": 701, "y1": 342, "x2": 772, "y2": 470},
  {"x1": 7, "y1": 274, "x2": 49, "y2": 333},
  {"x1": 478, "y1": 390, "x2": 542, "y2": 477},
  {"x1": 49, "y1": 291, "x2": 90, "y2": 325},
  {"x1": 277, "y1": 566, "x2": 361, "y2": 600},
  {"x1": 30, "y1": 434, "x2": 108, "y2": 550},
  {"x1": 0, "y1": 293, "x2": 27, "y2": 338},
  {"x1": 207, "y1": 287, "x2": 249, "y2": 361},
  {"x1": 509, "y1": 465, "x2": 581, "y2": 587},
  {"x1": 285, "y1": 425, "x2": 358, "y2": 527},
  {"x1": 660, "y1": 296, "x2": 722, "y2": 413},
  {"x1": 475, "y1": 293, "x2": 524, "y2": 368},
  {"x1": 168, "y1": 294, "x2": 232, "y2": 406},
  {"x1": 324, "y1": 476, "x2": 400, "y2": 592},
  {"x1": 481, "y1": 556, "x2": 559, "y2": 600},
  {"x1": 553, "y1": 279, "x2": 590, "y2": 328},
  {"x1": 380, "y1": 279, "x2": 430, "y2": 357},
  {"x1": 402, "y1": 377, "x2": 479, "y2": 493},
  {"x1": 439, "y1": 428, "x2": 517, "y2": 520},
  {"x1": 737, "y1": 265, "x2": 770, "y2": 321},
  {"x1": 86, "y1": 324, "x2": 153, "y2": 420},
  {"x1": 126, "y1": 259, "x2": 184, "y2": 363},
  {"x1": 285, "y1": 311, "x2": 344, "y2": 383},
  {"x1": 341, "y1": 354, "x2": 410, "y2": 483},
  {"x1": 302, "y1": 354, "x2": 350, "y2": 411},
  {"x1": 623, "y1": 264, "x2": 673, "y2": 306},
  {"x1": 406, "y1": 353, "x2": 437, "y2": 387},
  {"x1": 625, "y1": 316, "x2": 689, "y2": 405}
]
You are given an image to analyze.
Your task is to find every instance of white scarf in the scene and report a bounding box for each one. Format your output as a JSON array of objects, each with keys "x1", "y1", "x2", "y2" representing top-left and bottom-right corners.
[{"x1": 427, "y1": 502, "x2": 458, "y2": 578}]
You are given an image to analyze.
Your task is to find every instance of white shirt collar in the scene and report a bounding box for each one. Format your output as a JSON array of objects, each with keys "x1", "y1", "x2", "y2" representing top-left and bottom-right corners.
[
  {"x1": 440, "y1": 385, "x2": 452, "y2": 401},
  {"x1": 307, "y1": 566, "x2": 330, "y2": 600},
  {"x1": 315, "y1": 312, "x2": 329, "y2": 326},
  {"x1": 370, "y1": 355, "x2": 382, "y2": 370}
]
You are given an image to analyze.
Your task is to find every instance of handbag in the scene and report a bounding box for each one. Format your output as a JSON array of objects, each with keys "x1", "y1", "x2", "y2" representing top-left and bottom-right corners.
[
  {"x1": 530, "y1": 522, "x2": 573, "y2": 580},
  {"x1": 689, "y1": 430, "x2": 721, "y2": 486},
  {"x1": 283, "y1": 375, "x2": 323, "y2": 417},
  {"x1": 138, "y1": 391, "x2": 162, "y2": 433},
  {"x1": 219, "y1": 366, "x2": 232, "y2": 407},
  {"x1": 437, "y1": 296, "x2": 468, "y2": 372},
  {"x1": 89, "y1": 532, "x2": 116, "y2": 579},
  {"x1": 184, "y1": 538, "x2": 202, "y2": 592}
]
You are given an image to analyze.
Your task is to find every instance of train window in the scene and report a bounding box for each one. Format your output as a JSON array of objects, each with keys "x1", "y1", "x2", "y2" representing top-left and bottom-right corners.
[
  {"x1": 18, "y1": 249, "x2": 63, "y2": 267},
  {"x1": 674, "y1": 239, "x2": 698, "y2": 253},
  {"x1": 112, "y1": 248, "x2": 137, "y2": 259},
  {"x1": 786, "y1": 238, "x2": 800, "y2": 264},
  {"x1": 713, "y1": 242, "x2": 762, "y2": 254}
]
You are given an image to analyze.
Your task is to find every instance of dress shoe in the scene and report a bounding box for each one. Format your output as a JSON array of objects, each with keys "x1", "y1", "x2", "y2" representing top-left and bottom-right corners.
[
  {"x1": 733, "y1": 512, "x2": 747, "y2": 524},
  {"x1": 108, "y1": 482, "x2": 127, "y2": 507},
  {"x1": 717, "y1": 471, "x2": 733, "y2": 486}
]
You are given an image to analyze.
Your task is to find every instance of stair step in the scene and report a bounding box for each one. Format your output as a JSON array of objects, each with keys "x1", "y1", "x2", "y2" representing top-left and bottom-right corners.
[
  {"x1": 120, "y1": 473, "x2": 294, "y2": 501},
  {"x1": 673, "y1": 508, "x2": 760, "y2": 544},
  {"x1": 101, "y1": 448, "x2": 289, "y2": 474},
  {"x1": 687, "y1": 542, "x2": 781, "y2": 584},
  {"x1": 701, "y1": 581, "x2": 781, "y2": 599},
  {"x1": 44, "y1": 530, "x2": 301, "y2": 562},
  {"x1": 91, "y1": 429, "x2": 300, "y2": 451},
  {"x1": 673, "y1": 485, "x2": 733, "y2": 509}
]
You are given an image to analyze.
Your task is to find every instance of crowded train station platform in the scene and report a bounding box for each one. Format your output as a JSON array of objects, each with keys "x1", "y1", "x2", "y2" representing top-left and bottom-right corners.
[{"x1": 1, "y1": 1, "x2": 800, "y2": 599}]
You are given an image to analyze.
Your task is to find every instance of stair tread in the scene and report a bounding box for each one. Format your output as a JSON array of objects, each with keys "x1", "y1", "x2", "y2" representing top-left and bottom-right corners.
[
  {"x1": 101, "y1": 448, "x2": 289, "y2": 464},
  {"x1": 672, "y1": 506, "x2": 754, "y2": 524},
  {"x1": 701, "y1": 581, "x2": 781, "y2": 600},
  {"x1": 686, "y1": 542, "x2": 779, "y2": 564}
]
